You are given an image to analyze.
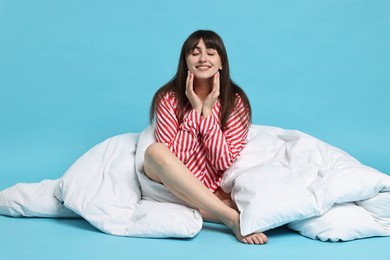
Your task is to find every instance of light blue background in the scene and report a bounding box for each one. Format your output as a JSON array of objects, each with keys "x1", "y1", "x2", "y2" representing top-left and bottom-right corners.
[
  {"x1": 0, "y1": 1, "x2": 389, "y2": 185},
  {"x1": 0, "y1": 1, "x2": 389, "y2": 259}
]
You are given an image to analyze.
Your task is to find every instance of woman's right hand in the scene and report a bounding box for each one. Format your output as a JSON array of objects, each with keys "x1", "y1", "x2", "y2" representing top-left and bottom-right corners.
[{"x1": 185, "y1": 70, "x2": 202, "y2": 114}]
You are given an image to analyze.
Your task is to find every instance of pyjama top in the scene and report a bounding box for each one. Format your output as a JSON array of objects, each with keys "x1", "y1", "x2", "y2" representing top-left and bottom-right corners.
[{"x1": 154, "y1": 91, "x2": 250, "y2": 192}]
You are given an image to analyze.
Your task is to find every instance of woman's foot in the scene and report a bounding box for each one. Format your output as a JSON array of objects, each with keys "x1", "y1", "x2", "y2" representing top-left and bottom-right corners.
[{"x1": 223, "y1": 209, "x2": 268, "y2": 245}]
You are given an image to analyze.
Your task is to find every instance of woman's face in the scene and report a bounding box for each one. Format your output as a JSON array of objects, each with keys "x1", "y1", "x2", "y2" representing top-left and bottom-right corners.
[{"x1": 186, "y1": 38, "x2": 222, "y2": 80}]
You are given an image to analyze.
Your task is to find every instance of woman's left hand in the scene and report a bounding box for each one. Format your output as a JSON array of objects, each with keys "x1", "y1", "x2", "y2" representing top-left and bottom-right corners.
[{"x1": 202, "y1": 72, "x2": 220, "y2": 118}]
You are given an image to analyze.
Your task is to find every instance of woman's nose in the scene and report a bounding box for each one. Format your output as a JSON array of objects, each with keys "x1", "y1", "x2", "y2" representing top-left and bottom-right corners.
[{"x1": 199, "y1": 52, "x2": 207, "y2": 62}]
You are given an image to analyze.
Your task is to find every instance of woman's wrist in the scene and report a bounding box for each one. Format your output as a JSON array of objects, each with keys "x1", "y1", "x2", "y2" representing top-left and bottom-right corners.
[
  {"x1": 202, "y1": 107, "x2": 212, "y2": 118},
  {"x1": 194, "y1": 106, "x2": 202, "y2": 115}
]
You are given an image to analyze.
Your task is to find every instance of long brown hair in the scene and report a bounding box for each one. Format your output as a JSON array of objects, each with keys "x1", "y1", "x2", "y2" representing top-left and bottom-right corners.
[{"x1": 149, "y1": 30, "x2": 251, "y2": 130}]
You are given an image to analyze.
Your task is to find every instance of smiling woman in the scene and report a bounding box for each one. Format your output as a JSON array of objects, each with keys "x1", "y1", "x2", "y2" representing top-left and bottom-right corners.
[
  {"x1": 144, "y1": 30, "x2": 266, "y2": 244},
  {"x1": 1, "y1": 0, "x2": 389, "y2": 259}
]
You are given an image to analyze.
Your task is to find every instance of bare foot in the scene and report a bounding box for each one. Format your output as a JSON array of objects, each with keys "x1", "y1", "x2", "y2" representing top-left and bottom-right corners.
[
  {"x1": 223, "y1": 209, "x2": 268, "y2": 245},
  {"x1": 240, "y1": 232, "x2": 269, "y2": 245}
]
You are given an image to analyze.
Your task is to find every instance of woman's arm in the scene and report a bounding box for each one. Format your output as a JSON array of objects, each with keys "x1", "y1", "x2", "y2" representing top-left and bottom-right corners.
[
  {"x1": 155, "y1": 93, "x2": 202, "y2": 163},
  {"x1": 199, "y1": 95, "x2": 250, "y2": 171}
]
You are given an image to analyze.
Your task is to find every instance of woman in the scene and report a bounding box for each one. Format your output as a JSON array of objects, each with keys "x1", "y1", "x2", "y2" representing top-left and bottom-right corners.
[{"x1": 145, "y1": 30, "x2": 268, "y2": 245}]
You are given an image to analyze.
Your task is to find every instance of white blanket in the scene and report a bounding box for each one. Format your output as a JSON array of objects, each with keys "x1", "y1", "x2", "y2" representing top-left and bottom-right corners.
[
  {"x1": 221, "y1": 125, "x2": 390, "y2": 241},
  {"x1": 1, "y1": 125, "x2": 389, "y2": 241}
]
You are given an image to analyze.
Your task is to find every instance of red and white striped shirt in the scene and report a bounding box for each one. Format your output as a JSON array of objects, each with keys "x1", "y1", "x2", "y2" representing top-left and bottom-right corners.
[{"x1": 155, "y1": 91, "x2": 250, "y2": 192}]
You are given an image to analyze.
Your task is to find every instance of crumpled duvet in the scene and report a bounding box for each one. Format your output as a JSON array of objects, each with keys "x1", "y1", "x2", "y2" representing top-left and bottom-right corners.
[
  {"x1": 221, "y1": 125, "x2": 390, "y2": 241},
  {"x1": 1, "y1": 125, "x2": 389, "y2": 241}
]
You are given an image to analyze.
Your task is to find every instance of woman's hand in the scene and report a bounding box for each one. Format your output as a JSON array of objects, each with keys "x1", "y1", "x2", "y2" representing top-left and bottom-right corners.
[
  {"x1": 185, "y1": 71, "x2": 202, "y2": 114},
  {"x1": 202, "y1": 72, "x2": 220, "y2": 118}
]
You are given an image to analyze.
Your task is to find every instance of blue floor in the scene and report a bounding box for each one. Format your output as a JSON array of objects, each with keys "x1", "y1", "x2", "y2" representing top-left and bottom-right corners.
[{"x1": 2, "y1": 216, "x2": 390, "y2": 260}]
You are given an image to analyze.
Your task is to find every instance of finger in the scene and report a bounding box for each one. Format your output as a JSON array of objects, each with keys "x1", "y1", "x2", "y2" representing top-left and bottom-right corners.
[
  {"x1": 186, "y1": 72, "x2": 194, "y2": 97},
  {"x1": 189, "y1": 72, "x2": 194, "y2": 90},
  {"x1": 213, "y1": 72, "x2": 220, "y2": 95},
  {"x1": 186, "y1": 70, "x2": 193, "y2": 89},
  {"x1": 186, "y1": 70, "x2": 191, "y2": 89},
  {"x1": 213, "y1": 72, "x2": 218, "y2": 86}
]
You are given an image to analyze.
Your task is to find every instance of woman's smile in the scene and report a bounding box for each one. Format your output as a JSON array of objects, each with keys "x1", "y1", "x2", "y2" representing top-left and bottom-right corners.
[{"x1": 195, "y1": 64, "x2": 212, "y2": 71}]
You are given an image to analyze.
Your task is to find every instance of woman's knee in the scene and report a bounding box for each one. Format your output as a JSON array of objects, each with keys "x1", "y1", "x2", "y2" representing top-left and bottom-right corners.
[
  {"x1": 144, "y1": 143, "x2": 169, "y2": 183},
  {"x1": 144, "y1": 142, "x2": 171, "y2": 167}
]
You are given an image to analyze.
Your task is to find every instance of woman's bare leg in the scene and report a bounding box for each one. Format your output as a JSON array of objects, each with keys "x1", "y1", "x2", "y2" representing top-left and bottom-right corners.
[
  {"x1": 199, "y1": 187, "x2": 238, "y2": 223},
  {"x1": 144, "y1": 143, "x2": 268, "y2": 245}
]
